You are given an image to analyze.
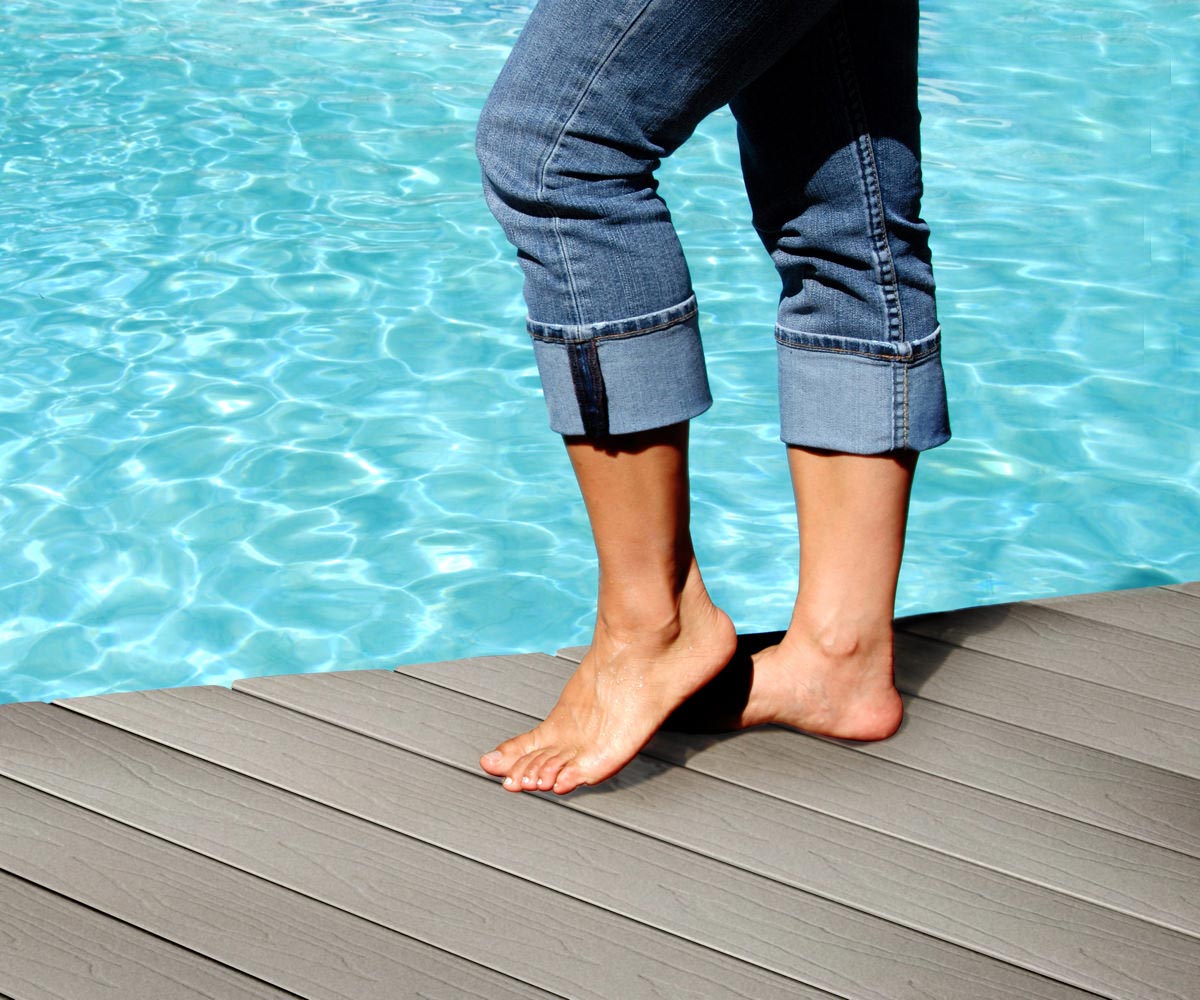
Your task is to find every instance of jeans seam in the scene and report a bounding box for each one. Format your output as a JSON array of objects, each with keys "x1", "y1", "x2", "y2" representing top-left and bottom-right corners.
[
  {"x1": 529, "y1": 303, "x2": 699, "y2": 344},
  {"x1": 830, "y1": 11, "x2": 905, "y2": 346},
  {"x1": 774, "y1": 334, "x2": 939, "y2": 362},
  {"x1": 536, "y1": 0, "x2": 656, "y2": 327},
  {"x1": 904, "y1": 364, "x2": 910, "y2": 446}
]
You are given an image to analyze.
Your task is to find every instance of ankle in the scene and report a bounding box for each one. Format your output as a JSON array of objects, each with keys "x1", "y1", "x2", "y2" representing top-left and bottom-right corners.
[
  {"x1": 597, "y1": 558, "x2": 718, "y2": 640},
  {"x1": 787, "y1": 604, "x2": 893, "y2": 662}
]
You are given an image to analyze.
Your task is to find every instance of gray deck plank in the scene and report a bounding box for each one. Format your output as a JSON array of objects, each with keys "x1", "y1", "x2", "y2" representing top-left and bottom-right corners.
[
  {"x1": 438, "y1": 649, "x2": 1200, "y2": 860},
  {"x1": 841, "y1": 696, "x2": 1200, "y2": 859},
  {"x1": 0, "y1": 703, "x2": 807, "y2": 1000},
  {"x1": 236, "y1": 668, "x2": 1198, "y2": 1000},
  {"x1": 0, "y1": 778, "x2": 558, "y2": 1000},
  {"x1": 555, "y1": 632, "x2": 1200, "y2": 780},
  {"x1": 889, "y1": 632, "x2": 1200, "y2": 776},
  {"x1": 1026, "y1": 585, "x2": 1200, "y2": 649},
  {"x1": 59, "y1": 683, "x2": 1095, "y2": 1000},
  {"x1": 1166, "y1": 582, "x2": 1200, "y2": 598},
  {"x1": 585, "y1": 628, "x2": 1199, "y2": 778},
  {"x1": 388, "y1": 651, "x2": 1200, "y2": 935},
  {"x1": 0, "y1": 872, "x2": 301, "y2": 1000},
  {"x1": 897, "y1": 602, "x2": 1200, "y2": 709}
]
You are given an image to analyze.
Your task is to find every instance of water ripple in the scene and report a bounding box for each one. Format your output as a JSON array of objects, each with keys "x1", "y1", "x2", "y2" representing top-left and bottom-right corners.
[{"x1": 1, "y1": 0, "x2": 1196, "y2": 702}]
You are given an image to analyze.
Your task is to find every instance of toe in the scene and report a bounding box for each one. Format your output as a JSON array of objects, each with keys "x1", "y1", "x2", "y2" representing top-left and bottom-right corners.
[
  {"x1": 479, "y1": 749, "x2": 506, "y2": 776},
  {"x1": 533, "y1": 751, "x2": 571, "y2": 791},
  {"x1": 518, "y1": 748, "x2": 559, "y2": 791},
  {"x1": 480, "y1": 731, "x2": 539, "y2": 778},
  {"x1": 552, "y1": 761, "x2": 590, "y2": 795},
  {"x1": 506, "y1": 746, "x2": 552, "y2": 793}
]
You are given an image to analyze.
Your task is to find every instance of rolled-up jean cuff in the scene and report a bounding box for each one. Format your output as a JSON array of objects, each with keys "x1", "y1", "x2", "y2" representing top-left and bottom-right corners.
[
  {"x1": 776, "y1": 324, "x2": 951, "y2": 453},
  {"x1": 528, "y1": 295, "x2": 713, "y2": 437}
]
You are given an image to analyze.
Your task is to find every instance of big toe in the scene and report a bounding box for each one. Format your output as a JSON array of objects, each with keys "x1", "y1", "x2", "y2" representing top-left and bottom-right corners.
[
  {"x1": 479, "y1": 735, "x2": 531, "y2": 777},
  {"x1": 479, "y1": 749, "x2": 507, "y2": 776}
]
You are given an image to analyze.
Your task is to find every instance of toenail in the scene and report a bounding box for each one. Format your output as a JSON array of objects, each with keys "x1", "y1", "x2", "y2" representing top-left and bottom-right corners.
[
  {"x1": 482, "y1": 751, "x2": 501, "y2": 764},
  {"x1": 503, "y1": 777, "x2": 513, "y2": 786}
]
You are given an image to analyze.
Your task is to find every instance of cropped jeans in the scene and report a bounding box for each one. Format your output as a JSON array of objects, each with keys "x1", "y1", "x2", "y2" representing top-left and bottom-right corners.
[{"x1": 476, "y1": 0, "x2": 951, "y2": 454}]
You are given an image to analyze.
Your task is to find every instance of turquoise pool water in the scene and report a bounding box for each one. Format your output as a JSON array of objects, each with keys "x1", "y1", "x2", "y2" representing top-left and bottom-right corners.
[{"x1": 1, "y1": 0, "x2": 1197, "y2": 704}]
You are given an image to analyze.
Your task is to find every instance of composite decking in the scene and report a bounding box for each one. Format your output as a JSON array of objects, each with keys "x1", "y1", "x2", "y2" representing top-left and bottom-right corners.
[{"x1": 1, "y1": 582, "x2": 1198, "y2": 999}]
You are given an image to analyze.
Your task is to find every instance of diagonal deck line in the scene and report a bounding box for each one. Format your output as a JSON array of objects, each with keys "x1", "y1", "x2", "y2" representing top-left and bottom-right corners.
[
  {"x1": 0, "y1": 870, "x2": 309, "y2": 1000},
  {"x1": 0, "y1": 776, "x2": 559, "y2": 1000},
  {"x1": 58, "y1": 682, "x2": 1096, "y2": 1000},
  {"x1": 3, "y1": 581, "x2": 1196, "y2": 1000},
  {"x1": 0, "y1": 704, "x2": 810, "y2": 1000},
  {"x1": 897, "y1": 602, "x2": 1200, "y2": 706},
  {"x1": 380, "y1": 658, "x2": 1200, "y2": 937},
  {"x1": 230, "y1": 668, "x2": 1198, "y2": 1000}
]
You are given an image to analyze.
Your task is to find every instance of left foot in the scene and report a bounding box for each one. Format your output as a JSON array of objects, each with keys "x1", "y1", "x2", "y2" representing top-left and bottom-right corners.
[
  {"x1": 480, "y1": 570, "x2": 737, "y2": 794},
  {"x1": 733, "y1": 624, "x2": 903, "y2": 740}
]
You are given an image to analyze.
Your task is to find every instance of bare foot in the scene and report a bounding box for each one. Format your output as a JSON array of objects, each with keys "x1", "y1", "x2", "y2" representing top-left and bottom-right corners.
[
  {"x1": 480, "y1": 575, "x2": 737, "y2": 794},
  {"x1": 735, "y1": 625, "x2": 903, "y2": 740}
]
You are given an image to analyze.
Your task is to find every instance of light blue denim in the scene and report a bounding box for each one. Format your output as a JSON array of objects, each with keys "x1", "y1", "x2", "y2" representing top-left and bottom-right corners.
[{"x1": 476, "y1": 0, "x2": 951, "y2": 454}]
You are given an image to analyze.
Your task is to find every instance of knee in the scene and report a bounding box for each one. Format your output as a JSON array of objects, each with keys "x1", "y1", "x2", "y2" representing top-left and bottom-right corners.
[
  {"x1": 477, "y1": 85, "x2": 656, "y2": 227},
  {"x1": 475, "y1": 86, "x2": 551, "y2": 221}
]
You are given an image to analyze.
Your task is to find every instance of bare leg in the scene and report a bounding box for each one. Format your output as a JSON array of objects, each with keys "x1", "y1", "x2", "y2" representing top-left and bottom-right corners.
[
  {"x1": 737, "y1": 446, "x2": 916, "y2": 739},
  {"x1": 480, "y1": 422, "x2": 736, "y2": 793}
]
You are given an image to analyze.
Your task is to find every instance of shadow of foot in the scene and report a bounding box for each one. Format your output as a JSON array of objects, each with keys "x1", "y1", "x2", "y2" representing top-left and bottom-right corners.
[{"x1": 663, "y1": 631, "x2": 785, "y2": 734}]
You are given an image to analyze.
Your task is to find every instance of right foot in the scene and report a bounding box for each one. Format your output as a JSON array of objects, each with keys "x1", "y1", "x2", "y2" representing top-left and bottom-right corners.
[{"x1": 479, "y1": 571, "x2": 737, "y2": 794}]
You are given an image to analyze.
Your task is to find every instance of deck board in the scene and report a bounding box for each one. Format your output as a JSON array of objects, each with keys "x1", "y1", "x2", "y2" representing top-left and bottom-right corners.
[
  {"x1": 0, "y1": 775, "x2": 554, "y2": 1000},
  {"x1": 57, "y1": 683, "x2": 1083, "y2": 1000},
  {"x1": 387, "y1": 653, "x2": 1200, "y2": 935},
  {"x1": 835, "y1": 696, "x2": 1200, "y2": 857},
  {"x1": 236, "y1": 669, "x2": 1198, "y2": 1000},
  {"x1": 1, "y1": 580, "x2": 1198, "y2": 1000},
  {"x1": 894, "y1": 634, "x2": 1199, "y2": 776},
  {"x1": 1028, "y1": 585, "x2": 1200, "y2": 649},
  {"x1": 0, "y1": 703, "x2": 802, "y2": 1000},
  {"x1": 0, "y1": 872, "x2": 299, "y2": 1000},
  {"x1": 898, "y1": 601, "x2": 1200, "y2": 708}
]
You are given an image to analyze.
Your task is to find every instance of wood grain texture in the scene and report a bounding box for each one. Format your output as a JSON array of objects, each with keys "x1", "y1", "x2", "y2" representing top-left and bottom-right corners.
[
  {"x1": 889, "y1": 632, "x2": 1200, "y2": 776},
  {"x1": 1027, "y1": 585, "x2": 1200, "y2": 649},
  {"x1": 402, "y1": 650, "x2": 1200, "y2": 859},
  {"x1": 1165, "y1": 583, "x2": 1200, "y2": 598},
  {"x1": 0, "y1": 872, "x2": 298, "y2": 1000},
  {"x1": 60, "y1": 683, "x2": 1095, "y2": 1000},
  {"x1": 236, "y1": 669, "x2": 1200, "y2": 1000},
  {"x1": 561, "y1": 630, "x2": 1200, "y2": 778},
  {"x1": 0, "y1": 776, "x2": 555, "y2": 1000},
  {"x1": 0, "y1": 703, "x2": 803, "y2": 1000},
  {"x1": 843, "y1": 696, "x2": 1200, "y2": 859},
  {"x1": 654, "y1": 727, "x2": 1200, "y2": 936},
  {"x1": 898, "y1": 601, "x2": 1200, "y2": 708},
  {"x1": 393, "y1": 651, "x2": 1200, "y2": 934}
]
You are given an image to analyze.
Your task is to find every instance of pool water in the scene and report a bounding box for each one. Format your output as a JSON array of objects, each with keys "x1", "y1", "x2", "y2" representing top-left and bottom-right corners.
[{"x1": 1, "y1": 0, "x2": 1197, "y2": 704}]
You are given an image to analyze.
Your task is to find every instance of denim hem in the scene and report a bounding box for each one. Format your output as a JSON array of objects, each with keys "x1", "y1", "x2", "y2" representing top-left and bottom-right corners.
[
  {"x1": 529, "y1": 296, "x2": 712, "y2": 437},
  {"x1": 528, "y1": 294, "x2": 699, "y2": 344},
  {"x1": 775, "y1": 324, "x2": 942, "y2": 362},
  {"x1": 776, "y1": 325, "x2": 950, "y2": 453}
]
